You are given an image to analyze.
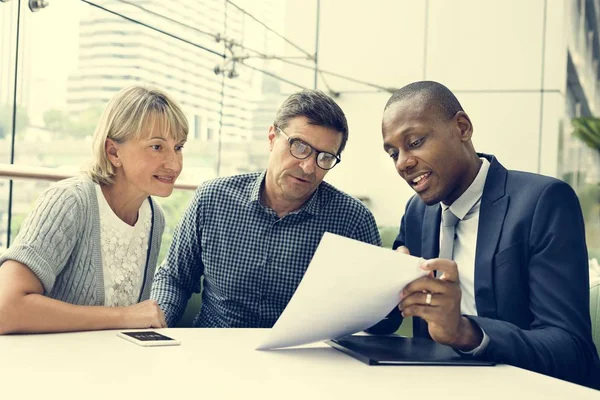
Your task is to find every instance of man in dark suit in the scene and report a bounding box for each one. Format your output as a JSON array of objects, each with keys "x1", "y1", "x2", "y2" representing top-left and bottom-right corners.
[{"x1": 370, "y1": 80, "x2": 600, "y2": 389}]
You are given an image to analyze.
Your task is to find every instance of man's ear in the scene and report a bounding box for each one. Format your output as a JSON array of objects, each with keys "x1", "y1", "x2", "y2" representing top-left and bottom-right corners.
[
  {"x1": 455, "y1": 111, "x2": 473, "y2": 142},
  {"x1": 105, "y1": 139, "x2": 121, "y2": 166},
  {"x1": 268, "y1": 125, "x2": 277, "y2": 151}
]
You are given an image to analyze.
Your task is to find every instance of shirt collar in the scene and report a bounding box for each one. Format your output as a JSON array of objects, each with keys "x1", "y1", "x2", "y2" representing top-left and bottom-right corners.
[
  {"x1": 298, "y1": 186, "x2": 320, "y2": 216},
  {"x1": 249, "y1": 170, "x2": 266, "y2": 204},
  {"x1": 442, "y1": 157, "x2": 490, "y2": 219},
  {"x1": 248, "y1": 170, "x2": 321, "y2": 217}
]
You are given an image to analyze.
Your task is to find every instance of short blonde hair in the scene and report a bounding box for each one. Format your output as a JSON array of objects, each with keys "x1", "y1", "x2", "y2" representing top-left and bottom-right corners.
[{"x1": 86, "y1": 85, "x2": 189, "y2": 185}]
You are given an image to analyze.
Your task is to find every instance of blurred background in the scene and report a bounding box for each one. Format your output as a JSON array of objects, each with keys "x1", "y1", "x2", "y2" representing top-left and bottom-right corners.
[{"x1": 0, "y1": 0, "x2": 598, "y2": 263}]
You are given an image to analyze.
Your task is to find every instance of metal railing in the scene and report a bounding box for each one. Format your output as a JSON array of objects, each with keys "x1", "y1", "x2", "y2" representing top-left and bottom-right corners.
[{"x1": 0, "y1": 163, "x2": 199, "y2": 191}]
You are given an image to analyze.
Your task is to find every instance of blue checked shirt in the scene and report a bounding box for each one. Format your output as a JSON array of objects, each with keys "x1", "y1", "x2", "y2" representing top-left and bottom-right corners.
[{"x1": 151, "y1": 171, "x2": 381, "y2": 328}]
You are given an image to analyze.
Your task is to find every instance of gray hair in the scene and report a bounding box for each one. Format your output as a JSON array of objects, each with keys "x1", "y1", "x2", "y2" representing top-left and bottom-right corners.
[
  {"x1": 273, "y1": 89, "x2": 349, "y2": 155},
  {"x1": 86, "y1": 85, "x2": 189, "y2": 185}
]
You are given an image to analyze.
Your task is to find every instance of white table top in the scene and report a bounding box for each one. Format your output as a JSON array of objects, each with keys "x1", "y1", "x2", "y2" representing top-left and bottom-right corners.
[{"x1": 0, "y1": 328, "x2": 597, "y2": 399}]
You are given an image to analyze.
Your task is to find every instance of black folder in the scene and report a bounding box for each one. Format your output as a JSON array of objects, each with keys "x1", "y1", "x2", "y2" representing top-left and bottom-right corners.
[{"x1": 327, "y1": 335, "x2": 496, "y2": 366}]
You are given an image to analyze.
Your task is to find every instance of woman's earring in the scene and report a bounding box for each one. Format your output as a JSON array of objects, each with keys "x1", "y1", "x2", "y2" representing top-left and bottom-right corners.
[{"x1": 115, "y1": 162, "x2": 121, "y2": 167}]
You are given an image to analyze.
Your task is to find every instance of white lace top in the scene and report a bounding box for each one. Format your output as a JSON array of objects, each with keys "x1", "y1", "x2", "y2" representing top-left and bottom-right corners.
[{"x1": 95, "y1": 184, "x2": 152, "y2": 307}]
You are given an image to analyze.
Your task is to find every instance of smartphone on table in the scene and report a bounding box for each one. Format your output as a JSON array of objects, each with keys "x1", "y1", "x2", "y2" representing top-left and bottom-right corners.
[{"x1": 117, "y1": 330, "x2": 181, "y2": 347}]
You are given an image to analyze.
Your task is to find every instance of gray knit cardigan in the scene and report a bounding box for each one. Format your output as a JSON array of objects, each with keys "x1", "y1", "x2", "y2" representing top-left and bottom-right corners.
[{"x1": 0, "y1": 176, "x2": 165, "y2": 306}]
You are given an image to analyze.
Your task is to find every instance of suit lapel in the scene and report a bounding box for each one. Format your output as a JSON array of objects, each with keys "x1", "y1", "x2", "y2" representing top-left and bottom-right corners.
[{"x1": 474, "y1": 155, "x2": 509, "y2": 319}]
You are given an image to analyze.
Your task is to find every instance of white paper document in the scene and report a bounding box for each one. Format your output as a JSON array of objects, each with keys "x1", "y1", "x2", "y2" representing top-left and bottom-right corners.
[{"x1": 257, "y1": 232, "x2": 427, "y2": 350}]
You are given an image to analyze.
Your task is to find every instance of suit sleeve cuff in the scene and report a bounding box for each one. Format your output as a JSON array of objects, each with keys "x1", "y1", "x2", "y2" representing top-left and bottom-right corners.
[{"x1": 458, "y1": 322, "x2": 489, "y2": 357}]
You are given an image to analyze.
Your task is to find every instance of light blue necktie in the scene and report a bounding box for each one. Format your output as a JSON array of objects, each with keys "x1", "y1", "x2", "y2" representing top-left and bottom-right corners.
[{"x1": 439, "y1": 208, "x2": 460, "y2": 260}]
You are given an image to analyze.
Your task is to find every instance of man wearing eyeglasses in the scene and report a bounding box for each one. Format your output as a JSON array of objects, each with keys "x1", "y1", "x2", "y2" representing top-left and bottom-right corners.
[{"x1": 151, "y1": 89, "x2": 381, "y2": 328}]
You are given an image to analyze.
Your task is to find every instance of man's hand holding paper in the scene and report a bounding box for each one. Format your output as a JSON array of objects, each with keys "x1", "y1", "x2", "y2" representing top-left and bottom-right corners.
[{"x1": 399, "y1": 258, "x2": 483, "y2": 351}]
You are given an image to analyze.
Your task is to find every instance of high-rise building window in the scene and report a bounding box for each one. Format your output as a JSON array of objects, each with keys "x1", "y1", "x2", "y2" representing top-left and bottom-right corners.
[{"x1": 194, "y1": 115, "x2": 202, "y2": 140}]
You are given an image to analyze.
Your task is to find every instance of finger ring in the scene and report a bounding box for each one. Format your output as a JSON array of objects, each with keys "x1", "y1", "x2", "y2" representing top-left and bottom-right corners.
[{"x1": 425, "y1": 293, "x2": 432, "y2": 306}]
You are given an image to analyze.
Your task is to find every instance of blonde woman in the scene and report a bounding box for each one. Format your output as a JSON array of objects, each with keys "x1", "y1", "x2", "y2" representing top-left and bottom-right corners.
[{"x1": 0, "y1": 86, "x2": 188, "y2": 334}]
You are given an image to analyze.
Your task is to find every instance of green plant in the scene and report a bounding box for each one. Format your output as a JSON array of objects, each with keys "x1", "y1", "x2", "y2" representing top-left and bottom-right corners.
[
  {"x1": 572, "y1": 117, "x2": 600, "y2": 152},
  {"x1": 0, "y1": 105, "x2": 29, "y2": 139},
  {"x1": 572, "y1": 117, "x2": 600, "y2": 254},
  {"x1": 43, "y1": 105, "x2": 104, "y2": 139},
  {"x1": 378, "y1": 225, "x2": 399, "y2": 249},
  {"x1": 155, "y1": 190, "x2": 195, "y2": 263}
]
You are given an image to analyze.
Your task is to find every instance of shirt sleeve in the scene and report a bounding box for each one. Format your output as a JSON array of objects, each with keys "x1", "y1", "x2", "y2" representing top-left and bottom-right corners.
[
  {"x1": 350, "y1": 207, "x2": 382, "y2": 247},
  {"x1": 151, "y1": 187, "x2": 205, "y2": 327},
  {"x1": 458, "y1": 322, "x2": 490, "y2": 356},
  {"x1": 0, "y1": 185, "x2": 82, "y2": 294}
]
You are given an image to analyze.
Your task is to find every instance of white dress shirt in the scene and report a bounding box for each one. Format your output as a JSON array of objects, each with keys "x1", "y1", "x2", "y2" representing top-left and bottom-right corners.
[{"x1": 440, "y1": 158, "x2": 491, "y2": 354}]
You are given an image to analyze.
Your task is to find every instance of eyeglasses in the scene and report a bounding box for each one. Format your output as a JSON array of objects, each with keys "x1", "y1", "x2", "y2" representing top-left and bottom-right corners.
[{"x1": 277, "y1": 127, "x2": 341, "y2": 170}]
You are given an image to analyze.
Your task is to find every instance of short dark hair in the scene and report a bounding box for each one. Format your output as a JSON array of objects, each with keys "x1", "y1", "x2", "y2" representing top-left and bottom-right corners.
[
  {"x1": 384, "y1": 81, "x2": 464, "y2": 120},
  {"x1": 274, "y1": 89, "x2": 349, "y2": 155}
]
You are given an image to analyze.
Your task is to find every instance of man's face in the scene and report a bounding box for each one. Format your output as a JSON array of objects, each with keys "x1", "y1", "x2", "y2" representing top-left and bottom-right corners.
[
  {"x1": 382, "y1": 99, "x2": 473, "y2": 205},
  {"x1": 266, "y1": 115, "x2": 342, "y2": 204}
]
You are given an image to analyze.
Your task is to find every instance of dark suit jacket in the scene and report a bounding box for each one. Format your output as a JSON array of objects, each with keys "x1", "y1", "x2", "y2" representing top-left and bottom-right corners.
[{"x1": 370, "y1": 154, "x2": 600, "y2": 389}]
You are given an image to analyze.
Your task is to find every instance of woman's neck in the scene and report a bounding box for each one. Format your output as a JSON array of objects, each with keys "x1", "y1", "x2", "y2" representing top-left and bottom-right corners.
[{"x1": 100, "y1": 180, "x2": 147, "y2": 226}]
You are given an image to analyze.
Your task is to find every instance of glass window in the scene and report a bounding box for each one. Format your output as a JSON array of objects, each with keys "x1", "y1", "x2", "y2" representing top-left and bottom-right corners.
[
  {"x1": 0, "y1": 0, "x2": 19, "y2": 250},
  {"x1": 6, "y1": 0, "x2": 318, "y2": 261}
]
